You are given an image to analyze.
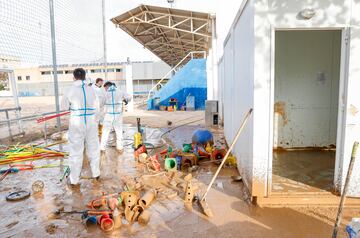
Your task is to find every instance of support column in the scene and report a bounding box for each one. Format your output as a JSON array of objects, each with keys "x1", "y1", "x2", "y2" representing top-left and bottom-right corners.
[
  {"x1": 211, "y1": 15, "x2": 218, "y2": 100},
  {"x1": 125, "y1": 64, "x2": 134, "y2": 112},
  {"x1": 206, "y1": 15, "x2": 218, "y2": 101},
  {"x1": 206, "y1": 50, "x2": 214, "y2": 100},
  {"x1": 102, "y1": 0, "x2": 108, "y2": 81}
]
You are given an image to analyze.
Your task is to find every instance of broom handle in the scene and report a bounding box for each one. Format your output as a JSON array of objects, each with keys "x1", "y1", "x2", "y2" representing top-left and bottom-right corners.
[
  {"x1": 201, "y1": 108, "x2": 253, "y2": 201},
  {"x1": 332, "y1": 141, "x2": 359, "y2": 238}
]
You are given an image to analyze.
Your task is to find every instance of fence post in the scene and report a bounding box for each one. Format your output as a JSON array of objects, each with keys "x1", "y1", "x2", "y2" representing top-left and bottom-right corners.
[
  {"x1": 8, "y1": 71, "x2": 24, "y2": 134},
  {"x1": 49, "y1": 0, "x2": 61, "y2": 136},
  {"x1": 102, "y1": 0, "x2": 108, "y2": 81},
  {"x1": 5, "y1": 110, "x2": 13, "y2": 140}
]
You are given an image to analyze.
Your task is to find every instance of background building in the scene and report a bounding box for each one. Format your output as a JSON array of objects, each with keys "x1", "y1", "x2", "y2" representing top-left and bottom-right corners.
[
  {"x1": 12, "y1": 61, "x2": 170, "y2": 96},
  {"x1": 132, "y1": 61, "x2": 171, "y2": 94}
]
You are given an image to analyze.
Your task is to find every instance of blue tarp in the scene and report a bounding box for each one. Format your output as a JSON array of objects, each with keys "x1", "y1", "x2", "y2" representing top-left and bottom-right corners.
[{"x1": 150, "y1": 58, "x2": 207, "y2": 110}]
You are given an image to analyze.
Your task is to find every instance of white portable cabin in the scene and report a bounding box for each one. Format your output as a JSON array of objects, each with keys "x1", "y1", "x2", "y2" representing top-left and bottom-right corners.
[{"x1": 218, "y1": 0, "x2": 360, "y2": 202}]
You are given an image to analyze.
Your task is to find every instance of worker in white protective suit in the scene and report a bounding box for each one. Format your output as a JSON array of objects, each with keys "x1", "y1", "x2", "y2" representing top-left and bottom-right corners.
[
  {"x1": 61, "y1": 68, "x2": 100, "y2": 186},
  {"x1": 100, "y1": 82, "x2": 131, "y2": 152},
  {"x1": 92, "y1": 78, "x2": 105, "y2": 135}
]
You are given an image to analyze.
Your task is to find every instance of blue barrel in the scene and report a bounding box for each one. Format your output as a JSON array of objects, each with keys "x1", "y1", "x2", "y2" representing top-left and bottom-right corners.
[{"x1": 191, "y1": 129, "x2": 213, "y2": 146}]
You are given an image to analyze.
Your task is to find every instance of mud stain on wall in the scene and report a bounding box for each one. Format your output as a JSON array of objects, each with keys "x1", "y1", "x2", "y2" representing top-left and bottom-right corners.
[{"x1": 274, "y1": 101, "x2": 288, "y2": 126}]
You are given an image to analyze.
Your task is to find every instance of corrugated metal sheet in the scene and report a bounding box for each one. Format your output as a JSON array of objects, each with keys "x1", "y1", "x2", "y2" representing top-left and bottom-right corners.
[{"x1": 111, "y1": 5, "x2": 212, "y2": 66}]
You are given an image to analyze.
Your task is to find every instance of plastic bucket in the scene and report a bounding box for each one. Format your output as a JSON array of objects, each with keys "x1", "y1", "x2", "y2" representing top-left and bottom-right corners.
[
  {"x1": 98, "y1": 214, "x2": 114, "y2": 232},
  {"x1": 164, "y1": 158, "x2": 177, "y2": 171}
]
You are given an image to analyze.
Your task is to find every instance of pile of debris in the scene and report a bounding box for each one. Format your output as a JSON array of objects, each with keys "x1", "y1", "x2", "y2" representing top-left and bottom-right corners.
[
  {"x1": 52, "y1": 169, "x2": 199, "y2": 232},
  {"x1": 52, "y1": 129, "x2": 233, "y2": 233},
  {"x1": 134, "y1": 128, "x2": 236, "y2": 174},
  {"x1": 81, "y1": 188, "x2": 154, "y2": 231}
]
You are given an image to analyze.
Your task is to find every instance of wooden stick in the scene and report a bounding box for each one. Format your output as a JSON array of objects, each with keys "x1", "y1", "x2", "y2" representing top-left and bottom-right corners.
[
  {"x1": 332, "y1": 141, "x2": 359, "y2": 238},
  {"x1": 201, "y1": 108, "x2": 253, "y2": 202}
]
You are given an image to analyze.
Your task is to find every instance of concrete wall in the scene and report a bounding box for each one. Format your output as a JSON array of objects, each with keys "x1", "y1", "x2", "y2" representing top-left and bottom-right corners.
[
  {"x1": 14, "y1": 67, "x2": 40, "y2": 82},
  {"x1": 15, "y1": 79, "x2": 150, "y2": 96},
  {"x1": 340, "y1": 0, "x2": 360, "y2": 196},
  {"x1": 15, "y1": 65, "x2": 125, "y2": 83},
  {"x1": 16, "y1": 80, "x2": 126, "y2": 96},
  {"x1": 132, "y1": 61, "x2": 171, "y2": 80},
  {"x1": 274, "y1": 30, "x2": 341, "y2": 148},
  {"x1": 221, "y1": 0, "x2": 255, "y2": 192},
  {"x1": 17, "y1": 81, "x2": 73, "y2": 96},
  {"x1": 35, "y1": 72, "x2": 121, "y2": 83},
  {"x1": 133, "y1": 80, "x2": 156, "y2": 94},
  {"x1": 131, "y1": 60, "x2": 171, "y2": 94}
]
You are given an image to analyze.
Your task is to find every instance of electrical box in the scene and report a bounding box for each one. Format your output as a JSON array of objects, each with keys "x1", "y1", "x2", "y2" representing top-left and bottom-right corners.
[
  {"x1": 205, "y1": 100, "x2": 218, "y2": 113},
  {"x1": 205, "y1": 100, "x2": 218, "y2": 126}
]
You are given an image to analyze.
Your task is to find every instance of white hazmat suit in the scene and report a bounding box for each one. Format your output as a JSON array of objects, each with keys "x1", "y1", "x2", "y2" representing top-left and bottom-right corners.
[
  {"x1": 100, "y1": 85, "x2": 131, "y2": 151},
  {"x1": 61, "y1": 80, "x2": 100, "y2": 185},
  {"x1": 92, "y1": 84, "x2": 105, "y2": 125}
]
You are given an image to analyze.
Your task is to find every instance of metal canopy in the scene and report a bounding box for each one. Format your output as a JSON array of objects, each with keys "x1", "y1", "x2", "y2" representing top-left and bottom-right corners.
[{"x1": 111, "y1": 5, "x2": 213, "y2": 66}]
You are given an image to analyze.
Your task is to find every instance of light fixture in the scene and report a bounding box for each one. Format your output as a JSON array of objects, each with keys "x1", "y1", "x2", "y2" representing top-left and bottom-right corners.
[{"x1": 299, "y1": 8, "x2": 316, "y2": 19}]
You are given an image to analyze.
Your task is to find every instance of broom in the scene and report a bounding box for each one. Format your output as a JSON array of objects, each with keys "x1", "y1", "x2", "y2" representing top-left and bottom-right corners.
[
  {"x1": 332, "y1": 141, "x2": 359, "y2": 238},
  {"x1": 199, "y1": 108, "x2": 253, "y2": 217}
]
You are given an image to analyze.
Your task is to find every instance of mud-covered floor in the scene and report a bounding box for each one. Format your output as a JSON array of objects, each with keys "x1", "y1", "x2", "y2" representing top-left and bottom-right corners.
[
  {"x1": 272, "y1": 150, "x2": 335, "y2": 193},
  {"x1": 0, "y1": 117, "x2": 359, "y2": 237}
]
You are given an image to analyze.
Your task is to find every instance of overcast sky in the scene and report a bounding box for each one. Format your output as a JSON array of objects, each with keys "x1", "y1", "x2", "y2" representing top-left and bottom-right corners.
[
  {"x1": 0, "y1": 0, "x2": 242, "y2": 65},
  {"x1": 105, "y1": 0, "x2": 242, "y2": 62}
]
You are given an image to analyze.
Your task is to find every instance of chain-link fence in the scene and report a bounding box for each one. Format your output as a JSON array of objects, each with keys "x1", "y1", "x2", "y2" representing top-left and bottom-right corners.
[{"x1": 0, "y1": 0, "x2": 107, "y2": 142}]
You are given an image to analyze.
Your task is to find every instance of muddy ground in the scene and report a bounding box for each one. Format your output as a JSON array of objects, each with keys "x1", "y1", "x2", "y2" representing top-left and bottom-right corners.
[{"x1": 0, "y1": 99, "x2": 359, "y2": 237}]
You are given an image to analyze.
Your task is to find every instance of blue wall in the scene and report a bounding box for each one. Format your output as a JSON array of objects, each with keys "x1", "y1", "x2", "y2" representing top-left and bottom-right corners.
[{"x1": 151, "y1": 58, "x2": 207, "y2": 110}]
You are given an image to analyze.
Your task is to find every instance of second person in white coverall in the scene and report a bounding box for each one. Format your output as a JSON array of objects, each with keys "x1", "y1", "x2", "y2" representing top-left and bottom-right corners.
[
  {"x1": 100, "y1": 82, "x2": 131, "y2": 152},
  {"x1": 61, "y1": 68, "x2": 100, "y2": 185},
  {"x1": 92, "y1": 78, "x2": 105, "y2": 135}
]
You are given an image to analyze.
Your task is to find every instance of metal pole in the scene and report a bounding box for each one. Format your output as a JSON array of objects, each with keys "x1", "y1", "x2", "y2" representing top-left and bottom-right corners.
[
  {"x1": 332, "y1": 142, "x2": 359, "y2": 238},
  {"x1": 5, "y1": 110, "x2": 13, "y2": 140},
  {"x1": 8, "y1": 71, "x2": 23, "y2": 133},
  {"x1": 49, "y1": 0, "x2": 61, "y2": 134},
  {"x1": 102, "y1": 0, "x2": 108, "y2": 81},
  {"x1": 125, "y1": 64, "x2": 134, "y2": 112}
]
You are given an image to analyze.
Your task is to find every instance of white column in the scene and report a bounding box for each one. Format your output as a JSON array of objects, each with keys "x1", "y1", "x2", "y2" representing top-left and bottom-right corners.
[
  {"x1": 125, "y1": 64, "x2": 134, "y2": 112},
  {"x1": 206, "y1": 15, "x2": 218, "y2": 101},
  {"x1": 206, "y1": 50, "x2": 214, "y2": 100},
  {"x1": 211, "y1": 15, "x2": 219, "y2": 100},
  {"x1": 102, "y1": 0, "x2": 108, "y2": 81}
]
